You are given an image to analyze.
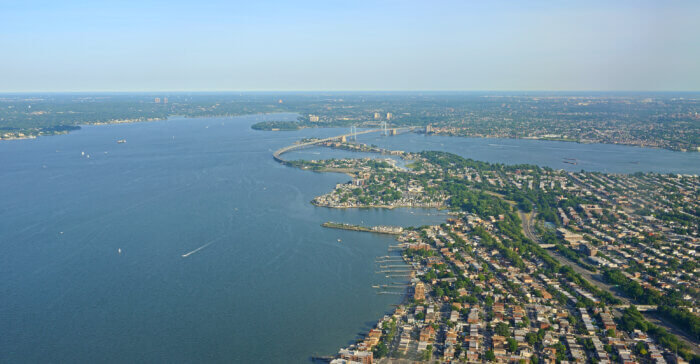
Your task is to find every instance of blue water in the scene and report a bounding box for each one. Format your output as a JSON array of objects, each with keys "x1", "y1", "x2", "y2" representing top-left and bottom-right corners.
[
  {"x1": 359, "y1": 132, "x2": 700, "y2": 175},
  {"x1": 0, "y1": 115, "x2": 447, "y2": 363},
  {"x1": 0, "y1": 115, "x2": 696, "y2": 363}
]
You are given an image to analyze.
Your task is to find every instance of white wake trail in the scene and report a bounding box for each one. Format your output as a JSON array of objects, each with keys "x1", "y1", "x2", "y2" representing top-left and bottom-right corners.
[{"x1": 181, "y1": 240, "x2": 218, "y2": 258}]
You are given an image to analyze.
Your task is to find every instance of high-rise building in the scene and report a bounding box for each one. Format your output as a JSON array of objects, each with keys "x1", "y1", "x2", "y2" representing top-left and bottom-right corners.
[
  {"x1": 309, "y1": 115, "x2": 320, "y2": 122},
  {"x1": 426, "y1": 124, "x2": 433, "y2": 134},
  {"x1": 163, "y1": 97, "x2": 168, "y2": 104},
  {"x1": 374, "y1": 112, "x2": 381, "y2": 120},
  {"x1": 154, "y1": 97, "x2": 161, "y2": 103},
  {"x1": 386, "y1": 112, "x2": 393, "y2": 120}
]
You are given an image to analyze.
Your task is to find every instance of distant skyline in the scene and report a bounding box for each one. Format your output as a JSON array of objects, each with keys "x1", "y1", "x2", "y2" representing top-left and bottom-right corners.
[{"x1": 2, "y1": 0, "x2": 699, "y2": 92}]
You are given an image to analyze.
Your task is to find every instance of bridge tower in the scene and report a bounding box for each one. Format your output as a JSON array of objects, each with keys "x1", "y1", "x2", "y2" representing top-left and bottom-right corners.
[
  {"x1": 350, "y1": 125, "x2": 357, "y2": 141},
  {"x1": 381, "y1": 121, "x2": 388, "y2": 136}
]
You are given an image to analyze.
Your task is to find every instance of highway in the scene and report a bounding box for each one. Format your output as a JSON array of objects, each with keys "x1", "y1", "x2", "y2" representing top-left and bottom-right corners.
[
  {"x1": 520, "y1": 211, "x2": 699, "y2": 354},
  {"x1": 272, "y1": 127, "x2": 415, "y2": 164}
]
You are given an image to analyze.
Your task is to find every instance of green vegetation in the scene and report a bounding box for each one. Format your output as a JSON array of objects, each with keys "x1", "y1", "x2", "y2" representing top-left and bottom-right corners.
[
  {"x1": 251, "y1": 121, "x2": 300, "y2": 130},
  {"x1": 3, "y1": 93, "x2": 698, "y2": 152},
  {"x1": 620, "y1": 306, "x2": 698, "y2": 361}
]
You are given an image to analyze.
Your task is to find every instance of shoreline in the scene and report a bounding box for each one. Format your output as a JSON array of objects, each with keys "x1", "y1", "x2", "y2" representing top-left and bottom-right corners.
[
  {"x1": 2, "y1": 112, "x2": 696, "y2": 153},
  {"x1": 312, "y1": 201, "x2": 446, "y2": 210},
  {"x1": 0, "y1": 111, "x2": 293, "y2": 143},
  {"x1": 277, "y1": 135, "x2": 700, "y2": 362},
  {"x1": 424, "y1": 130, "x2": 698, "y2": 153}
]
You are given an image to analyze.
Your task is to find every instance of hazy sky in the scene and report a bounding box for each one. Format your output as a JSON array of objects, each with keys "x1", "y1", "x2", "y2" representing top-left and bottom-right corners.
[{"x1": 1, "y1": 0, "x2": 699, "y2": 92}]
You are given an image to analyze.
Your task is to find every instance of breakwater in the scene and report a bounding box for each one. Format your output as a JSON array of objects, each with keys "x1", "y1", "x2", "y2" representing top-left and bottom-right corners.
[{"x1": 322, "y1": 222, "x2": 404, "y2": 235}]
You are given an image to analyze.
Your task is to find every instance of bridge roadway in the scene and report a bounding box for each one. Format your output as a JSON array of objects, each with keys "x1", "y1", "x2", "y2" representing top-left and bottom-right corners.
[{"x1": 272, "y1": 127, "x2": 415, "y2": 164}]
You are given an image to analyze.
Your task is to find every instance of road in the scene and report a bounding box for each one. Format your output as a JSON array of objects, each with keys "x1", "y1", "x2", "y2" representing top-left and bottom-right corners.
[
  {"x1": 519, "y1": 211, "x2": 699, "y2": 354},
  {"x1": 273, "y1": 127, "x2": 415, "y2": 163},
  {"x1": 519, "y1": 211, "x2": 625, "y2": 299}
]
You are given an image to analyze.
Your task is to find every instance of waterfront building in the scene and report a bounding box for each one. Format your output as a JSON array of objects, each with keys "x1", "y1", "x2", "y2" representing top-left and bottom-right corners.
[{"x1": 414, "y1": 281, "x2": 425, "y2": 301}]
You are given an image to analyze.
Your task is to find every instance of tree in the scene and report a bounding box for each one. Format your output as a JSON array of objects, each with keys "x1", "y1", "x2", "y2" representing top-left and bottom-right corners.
[
  {"x1": 373, "y1": 342, "x2": 388, "y2": 358},
  {"x1": 507, "y1": 337, "x2": 518, "y2": 353},
  {"x1": 635, "y1": 341, "x2": 647, "y2": 356},
  {"x1": 495, "y1": 322, "x2": 510, "y2": 337},
  {"x1": 526, "y1": 332, "x2": 538, "y2": 346},
  {"x1": 485, "y1": 350, "x2": 496, "y2": 361},
  {"x1": 423, "y1": 345, "x2": 433, "y2": 361}
]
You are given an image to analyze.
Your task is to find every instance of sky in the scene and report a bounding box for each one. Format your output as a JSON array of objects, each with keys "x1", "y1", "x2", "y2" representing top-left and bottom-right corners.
[{"x1": 1, "y1": 0, "x2": 699, "y2": 92}]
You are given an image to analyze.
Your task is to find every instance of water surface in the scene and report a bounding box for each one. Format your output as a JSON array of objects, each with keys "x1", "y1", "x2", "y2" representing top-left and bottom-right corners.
[
  {"x1": 0, "y1": 115, "x2": 446, "y2": 363},
  {"x1": 360, "y1": 132, "x2": 699, "y2": 174},
  {"x1": 1, "y1": 115, "x2": 696, "y2": 363}
]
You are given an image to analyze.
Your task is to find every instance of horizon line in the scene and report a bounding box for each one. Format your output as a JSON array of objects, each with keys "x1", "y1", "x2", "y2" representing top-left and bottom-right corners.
[{"x1": 1, "y1": 89, "x2": 700, "y2": 94}]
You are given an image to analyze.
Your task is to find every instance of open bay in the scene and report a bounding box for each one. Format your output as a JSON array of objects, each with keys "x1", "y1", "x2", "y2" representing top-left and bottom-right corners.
[{"x1": 0, "y1": 114, "x2": 696, "y2": 363}]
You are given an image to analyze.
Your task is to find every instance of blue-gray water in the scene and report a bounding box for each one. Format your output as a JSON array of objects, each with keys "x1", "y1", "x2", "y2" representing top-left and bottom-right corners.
[
  {"x1": 357, "y1": 131, "x2": 699, "y2": 175},
  {"x1": 0, "y1": 115, "x2": 697, "y2": 363},
  {"x1": 0, "y1": 115, "x2": 447, "y2": 363}
]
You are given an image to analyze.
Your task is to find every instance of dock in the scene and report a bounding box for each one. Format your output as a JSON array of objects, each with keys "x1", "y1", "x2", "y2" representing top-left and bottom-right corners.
[{"x1": 322, "y1": 221, "x2": 404, "y2": 235}]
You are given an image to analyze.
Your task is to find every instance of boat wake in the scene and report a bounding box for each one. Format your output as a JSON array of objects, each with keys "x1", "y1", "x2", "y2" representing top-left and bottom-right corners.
[{"x1": 181, "y1": 239, "x2": 218, "y2": 258}]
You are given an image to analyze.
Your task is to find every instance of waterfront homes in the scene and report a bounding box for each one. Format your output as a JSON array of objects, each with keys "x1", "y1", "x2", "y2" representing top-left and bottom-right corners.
[
  {"x1": 306, "y1": 142, "x2": 698, "y2": 363},
  {"x1": 333, "y1": 218, "x2": 693, "y2": 363}
]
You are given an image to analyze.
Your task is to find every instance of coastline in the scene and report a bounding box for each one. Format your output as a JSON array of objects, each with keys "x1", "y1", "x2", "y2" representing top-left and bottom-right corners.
[
  {"x1": 312, "y1": 201, "x2": 446, "y2": 210},
  {"x1": 424, "y1": 130, "x2": 699, "y2": 153},
  {"x1": 276, "y1": 132, "x2": 700, "y2": 362},
  {"x1": 0, "y1": 111, "x2": 290, "y2": 143},
  {"x1": 3, "y1": 112, "x2": 696, "y2": 153}
]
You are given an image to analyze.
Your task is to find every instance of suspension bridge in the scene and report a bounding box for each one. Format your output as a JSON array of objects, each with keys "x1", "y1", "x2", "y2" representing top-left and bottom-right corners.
[{"x1": 272, "y1": 126, "x2": 414, "y2": 164}]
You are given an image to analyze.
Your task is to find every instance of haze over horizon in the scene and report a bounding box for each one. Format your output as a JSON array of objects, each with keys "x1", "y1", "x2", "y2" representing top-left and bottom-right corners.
[{"x1": 2, "y1": 0, "x2": 700, "y2": 92}]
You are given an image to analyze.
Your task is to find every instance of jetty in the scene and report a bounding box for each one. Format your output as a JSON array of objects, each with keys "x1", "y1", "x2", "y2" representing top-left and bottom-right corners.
[{"x1": 322, "y1": 222, "x2": 403, "y2": 235}]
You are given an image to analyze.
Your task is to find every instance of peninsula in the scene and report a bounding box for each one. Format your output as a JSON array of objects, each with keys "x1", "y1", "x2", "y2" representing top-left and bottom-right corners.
[{"x1": 275, "y1": 135, "x2": 700, "y2": 363}]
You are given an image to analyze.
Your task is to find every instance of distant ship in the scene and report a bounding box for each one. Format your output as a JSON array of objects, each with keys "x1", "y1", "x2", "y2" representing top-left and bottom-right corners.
[
  {"x1": 117, "y1": 139, "x2": 126, "y2": 143},
  {"x1": 563, "y1": 158, "x2": 578, "y2": 165},
  {"x1": 337, "y1": 238, "x2": 342, "y2": 243}
]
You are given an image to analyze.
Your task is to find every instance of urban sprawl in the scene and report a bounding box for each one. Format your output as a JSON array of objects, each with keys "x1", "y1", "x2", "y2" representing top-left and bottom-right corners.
[{"x1": 287, "y1": 140, "x2": 699, "y2": 364}]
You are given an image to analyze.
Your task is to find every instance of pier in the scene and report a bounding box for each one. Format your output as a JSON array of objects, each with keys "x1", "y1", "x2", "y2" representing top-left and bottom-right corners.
[{"x1": 322, "y1": 222, "x2": 403, "y2": 235}]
